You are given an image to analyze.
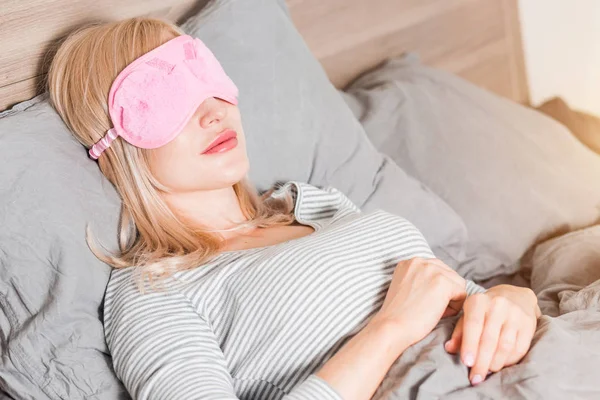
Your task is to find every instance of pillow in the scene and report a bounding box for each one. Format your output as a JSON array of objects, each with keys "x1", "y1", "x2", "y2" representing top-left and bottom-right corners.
[
  {"x1": 181, "y1": 0, "x2": 468, "y2": 259},
  {"x1": 0, "y1": 94, "x2": 126, "y2": 399},
  {"x1": 0, "y1": 1, "x2": 468, "y2": 398},
  {"x1": 340, "y1": 54, "x2": 600, "y2": 280}
]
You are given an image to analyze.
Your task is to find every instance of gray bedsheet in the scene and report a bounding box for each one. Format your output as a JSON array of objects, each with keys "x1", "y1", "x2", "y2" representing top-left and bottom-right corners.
[{"x1": 372, "y1": 226, "x2": 600, "y2": 400}]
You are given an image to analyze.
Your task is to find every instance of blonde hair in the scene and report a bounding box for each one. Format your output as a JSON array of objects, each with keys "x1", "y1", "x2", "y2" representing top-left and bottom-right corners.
[{"x1": 46, "y1": 17, "x2": 296, "y2": 291}]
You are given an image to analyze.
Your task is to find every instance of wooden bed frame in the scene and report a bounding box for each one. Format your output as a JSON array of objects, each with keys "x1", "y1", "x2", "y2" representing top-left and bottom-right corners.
[{"x1": 0, "y1": 0, "x2": 529, "y2": 112}]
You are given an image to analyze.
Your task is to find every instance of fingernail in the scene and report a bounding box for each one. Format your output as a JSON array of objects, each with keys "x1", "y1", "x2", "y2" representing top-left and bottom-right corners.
[
  {"x1": 444, "y1": 340, "x2": 452, "y2": 350},
  {"x1": 464, "y1": 353, "x2": 474, "y2": 367},
  {"x1": 471, "y1": 374, "x2": 483, "y2": 385}
]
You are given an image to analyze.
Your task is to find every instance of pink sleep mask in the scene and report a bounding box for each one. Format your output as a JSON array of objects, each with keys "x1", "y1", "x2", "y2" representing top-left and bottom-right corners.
[{"x1": 89, "y1": 34, "x2": 239, "y2": 159}]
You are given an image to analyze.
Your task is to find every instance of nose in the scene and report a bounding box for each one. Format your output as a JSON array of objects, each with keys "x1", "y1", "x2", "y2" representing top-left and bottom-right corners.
[{"x1": 199, "y1": 98, "x2": 227, "y2": 129}]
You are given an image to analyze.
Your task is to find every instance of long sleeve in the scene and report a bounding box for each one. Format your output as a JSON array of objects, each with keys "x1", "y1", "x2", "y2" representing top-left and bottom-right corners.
[
  {"x1": 466, "y1": 280, "x2": 487, "y2": 295},
  {"x1": 103, "y1": 285, "x2": 343, "y2": 400}
]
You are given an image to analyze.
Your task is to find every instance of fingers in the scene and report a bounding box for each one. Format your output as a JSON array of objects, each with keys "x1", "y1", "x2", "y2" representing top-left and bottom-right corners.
[
  {"x1": 427, "y1": 259, "x2": 465, "y2": 284},
  {"x1": 412, "y1": 257, "x2": 466, "y2": 289},
  {"x1": 442, "y1": 300, "x2": 462, "y2": 318},
  {"x1": 422, "y1": 257, "x2": 454, "y2": 272},
  {"x1": 447, "y1": 297, "x2": 466, "y2": 313},
  {"x1": 430, "y1": 264, "x2": 467, "y2": 300},
  {"x1": 444, "y1": 316, "x2": 463, "y2": 353},
  {"x1": 505, "y1": 326, "x2": 534, "y2": 366},
  {"x1": 460, "y1": 294, "x2": 487, "y2": 371},
  {"x1": 449, "y1": 289, "x2": 538, "y2": 385},
  {"x1": 409, "y1": 258, "x2": 466, "y2": 304},
  {"x1": 469, "y1": 297, "x2": 509, "y2": 385},
  {"x1": 488, "y1": 324, "x2": 517, "y2": 372}
]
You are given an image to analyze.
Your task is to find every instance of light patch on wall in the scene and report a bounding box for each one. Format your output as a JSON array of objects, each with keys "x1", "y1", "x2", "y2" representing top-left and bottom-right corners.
[{"x1": 518, "y1": 0, "x2": 600, "y2": 116}]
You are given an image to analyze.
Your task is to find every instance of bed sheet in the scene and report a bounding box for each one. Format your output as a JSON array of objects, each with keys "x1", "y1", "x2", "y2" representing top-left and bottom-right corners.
[{"x1": 372, "y1": 225, "x2": 600, "y2": 400}]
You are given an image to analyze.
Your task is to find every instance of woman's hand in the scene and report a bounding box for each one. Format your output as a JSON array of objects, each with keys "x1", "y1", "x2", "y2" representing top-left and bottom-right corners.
[
  {"x1": 370, "y1": 257, "x2": 468, "y2": 353},
  {"x1": 444, "y1": 284, "x2": 541, "y2": 385}
]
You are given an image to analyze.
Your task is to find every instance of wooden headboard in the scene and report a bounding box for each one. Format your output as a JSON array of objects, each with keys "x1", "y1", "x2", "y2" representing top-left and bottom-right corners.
[{"x1": 0, "y1": 0, "x2": 529, "y2": 112}]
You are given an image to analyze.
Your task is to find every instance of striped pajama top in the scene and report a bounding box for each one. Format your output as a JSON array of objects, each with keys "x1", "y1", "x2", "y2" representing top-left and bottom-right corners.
[{"x1": 103, "y1": 181, "x2": 486, "y2": 400}]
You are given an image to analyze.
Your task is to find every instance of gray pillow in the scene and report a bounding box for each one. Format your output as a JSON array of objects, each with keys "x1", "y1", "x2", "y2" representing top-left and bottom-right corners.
[
  {"x1": 341, "y1": 54, "x2": 600, "y2": 280},
  {"x1": 0, "y1": 94, "x2": 126, "y2": 399},
  {"x1": 181, "y1": 0, "x2": 468, "y2": 258},
  {"x1": 0, "y1": 1, "x2": 468, "y2": 398}
]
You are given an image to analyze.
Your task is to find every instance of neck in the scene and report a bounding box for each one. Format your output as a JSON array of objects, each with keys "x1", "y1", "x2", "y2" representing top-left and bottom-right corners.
[{"x1": 161, "y1": 184, "x2": 250, "y2": 239}]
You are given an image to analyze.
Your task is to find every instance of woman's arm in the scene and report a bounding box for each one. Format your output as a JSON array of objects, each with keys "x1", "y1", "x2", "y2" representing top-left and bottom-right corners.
[
  {"x1": 315, "y1": 319, "x2": 410, "y2": 400},
  {"x1": 315, "y1": 278, "x2": 486, "y2": 400},
  {"x1": 315, "y1": 257, "x2": 471, "y2": 400},
  {"x1": 105, "y1": 288, "x2": 346, "y2": 400}
]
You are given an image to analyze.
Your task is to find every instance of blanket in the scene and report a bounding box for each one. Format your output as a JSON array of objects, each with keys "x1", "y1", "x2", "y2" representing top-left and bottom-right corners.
[{"x1": 373, "y1": 225, "x2": 600, "y2": 400}]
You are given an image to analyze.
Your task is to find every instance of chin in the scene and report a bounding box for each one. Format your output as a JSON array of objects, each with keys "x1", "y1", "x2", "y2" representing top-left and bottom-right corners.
[{"x1": 210, "y1": 162, "x2": 249, "y2": 187}]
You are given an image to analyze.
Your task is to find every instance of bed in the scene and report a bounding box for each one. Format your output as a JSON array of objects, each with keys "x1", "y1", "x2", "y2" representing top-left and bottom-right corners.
[
  {"x1": 1, "y1": 0, "x2": 600, "y2": 399},
  {"x1": 0, "y1": 0, "x2": 528, "y2": 111}
]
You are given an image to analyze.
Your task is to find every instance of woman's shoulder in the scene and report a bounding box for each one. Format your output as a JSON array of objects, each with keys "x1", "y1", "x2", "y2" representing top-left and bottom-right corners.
[
  {"x1": 102, "y1": 267, "x2": 194, "y2": 335},
  {"x1": 269, "y1": 180, "x2": 361, "y2": 222},
  {"x1": 103, "y1": 267, "x2": 178, "y2": 318}
]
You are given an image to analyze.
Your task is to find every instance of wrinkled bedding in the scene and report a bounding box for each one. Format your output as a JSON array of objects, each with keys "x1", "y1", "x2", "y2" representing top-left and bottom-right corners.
[{"x1": 373, "y1": 225, "x2": 600, "y2": 400}]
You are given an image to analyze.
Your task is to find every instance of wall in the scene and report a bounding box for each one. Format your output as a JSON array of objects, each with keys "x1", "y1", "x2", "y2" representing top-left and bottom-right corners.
[{"x1": 518, "y1": 0, "x2": 600, "y2": 115}]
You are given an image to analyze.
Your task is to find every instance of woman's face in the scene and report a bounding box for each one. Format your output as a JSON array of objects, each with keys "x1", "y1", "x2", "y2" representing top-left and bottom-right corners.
[{"x1": 146, "y1": 97, "x2": 249, "y2": 192}]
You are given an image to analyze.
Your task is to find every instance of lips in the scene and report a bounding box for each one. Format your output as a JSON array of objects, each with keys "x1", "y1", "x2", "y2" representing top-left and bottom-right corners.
[{"x1": 201, "y1": 129, "x2": 238, "y2": 154}]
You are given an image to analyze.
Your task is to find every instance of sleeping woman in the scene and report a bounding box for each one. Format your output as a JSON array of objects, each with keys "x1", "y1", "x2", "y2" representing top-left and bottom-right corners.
[{"x1": 46, "y1": 17, "x2": 541, "y2": 400}]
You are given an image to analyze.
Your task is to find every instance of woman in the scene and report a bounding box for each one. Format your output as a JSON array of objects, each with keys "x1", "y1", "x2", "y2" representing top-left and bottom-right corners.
[{"x1": 46, "y1": 17, "x2": 541, "y2": 400}]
